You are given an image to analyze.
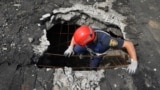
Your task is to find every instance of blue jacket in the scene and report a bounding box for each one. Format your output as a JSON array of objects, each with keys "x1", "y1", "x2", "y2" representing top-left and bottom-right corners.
[{"x1": 86, "y1": 29, "x2": 124, "y2": 53}]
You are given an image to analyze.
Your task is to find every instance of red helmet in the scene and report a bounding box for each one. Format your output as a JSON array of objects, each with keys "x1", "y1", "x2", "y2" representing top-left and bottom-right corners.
[{"x1": 73, "y1": 25, "x2": 95, "y2": 46}]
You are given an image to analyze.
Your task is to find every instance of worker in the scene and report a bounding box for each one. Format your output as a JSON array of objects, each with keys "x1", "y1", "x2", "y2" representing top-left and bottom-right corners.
[{"x1": 64, "y1": 25, "x2": 138, "y2": 74}]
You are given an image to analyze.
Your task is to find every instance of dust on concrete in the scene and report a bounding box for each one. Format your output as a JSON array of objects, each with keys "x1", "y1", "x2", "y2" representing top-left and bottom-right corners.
[{"x1": 0, "y1": 0, "x2": 160, "y2": 90}]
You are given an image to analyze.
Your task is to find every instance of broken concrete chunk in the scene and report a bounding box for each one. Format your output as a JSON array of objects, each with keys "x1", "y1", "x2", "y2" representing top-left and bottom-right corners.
[{"x1": 53, "y1": 67, "x2": 104, "y2": 90}]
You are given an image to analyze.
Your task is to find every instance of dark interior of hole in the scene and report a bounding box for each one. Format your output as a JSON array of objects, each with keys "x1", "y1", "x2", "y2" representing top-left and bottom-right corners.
[
  {"x1": 46, "y1": 23, "x2": 79, "y2": 53},
  {"x1": 37, "y1": 23, "x2": 91, "y2": 68},
  {"x1": 37, "y1": 22, "x2": 128, "y2": 70}
]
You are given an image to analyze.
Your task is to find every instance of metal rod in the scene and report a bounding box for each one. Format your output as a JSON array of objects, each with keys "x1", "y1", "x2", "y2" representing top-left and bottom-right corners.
[
  {"x1": 58, "y1": 24, "x2": 63, "y2": 51},
  {"x1": 44, "y1": 53, "x2": 126, "y2": 57},
  {"x1": 116, "y1": 57, "x2": 123, "y2": 65},
  {"x1": 44, "y1": 53, "x2": 91, "y2": 57},
  {"x1": 67, "y1": 22, "x2": 70, "y2": 46},
  {"x1": 54, "y1": 33, "x2": 73, "y2": 34},
  {"x1": 37, "y1": 64, "x2": 128, "y2": 69},
  {"x1": 110, "y1": 58, "x2": 117, "y2": 66},
  {"x1": 50, "y1": 41, "x2": 70, "y2": 48}
]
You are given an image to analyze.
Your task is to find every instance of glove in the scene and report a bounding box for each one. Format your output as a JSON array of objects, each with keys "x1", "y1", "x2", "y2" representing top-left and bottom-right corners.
[
  {"x1": 127, "y1": 59, "x2": 138, "y2": 74},
  {"x1": 64, "y1": 46, "x2": 74, "y2": 57},
  {"x1": 79, "y1": 54, "x2": 83, "y2": 59}
]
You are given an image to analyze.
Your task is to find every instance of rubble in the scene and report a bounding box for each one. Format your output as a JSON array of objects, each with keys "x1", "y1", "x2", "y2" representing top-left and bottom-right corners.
[
  {"x1": 0, "y1": 0, "x2": 160, "y2": 90},
  {"x1": 32, "y1": 30, "x2": 50, "y2": 55},
  {"x1": 52, "y1": 67, "x2": 104, "y2": 90}
]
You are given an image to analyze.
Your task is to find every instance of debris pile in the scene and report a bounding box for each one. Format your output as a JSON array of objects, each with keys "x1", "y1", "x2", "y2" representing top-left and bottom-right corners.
[{"x1": 52, "y1": 67, "x2": 104, "y2": 90}]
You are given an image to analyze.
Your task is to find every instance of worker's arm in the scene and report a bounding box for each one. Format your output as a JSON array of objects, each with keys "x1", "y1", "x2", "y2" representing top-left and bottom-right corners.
[
  {"x1": 122, "y1": 40, "x2": 138, "y2": 74},
  {"x1": 122, "y1": 40, "x2": 137, "y2": 61},
  {"x1": 64, "y1": 37, "x2": 76, "y2": 57},
  {"x1": 69, "y1": 37, "x2": 76, "y2": 47}
]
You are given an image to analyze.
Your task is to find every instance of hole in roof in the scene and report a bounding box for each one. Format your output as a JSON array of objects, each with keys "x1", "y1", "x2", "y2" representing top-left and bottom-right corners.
[
  {"x1": 37, "y1": 24, "x2": 128, "y2": 70},
  {"x1": 36, "y1": 13, "x2": 128, "y2": 70}
]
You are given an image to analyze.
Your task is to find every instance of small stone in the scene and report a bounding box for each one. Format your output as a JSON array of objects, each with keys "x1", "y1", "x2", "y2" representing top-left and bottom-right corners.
[
  {"x1": 81, "y1": 15, "x2": 87, "y2": 20},
  {"x1": 28, "y1": 37, "x2": 33, "y2": 43},
  {"x1": 46, "y1": 68, "x2": 51, "y2": 71},
  {"x1": 10, "y1": 43, "x2": 15, "y2": 47},
  {"x1": 37, "y1": 23, "x2": 41, "y2": 26},
  {"x1": 40, "y1": 13, "x2": 51, "y2": 20},
  {"x1": 153, "y1": 68, "x2": 157, "y2": 71},
  {"x1": 114, "y1": 84, "x2": 117, "y2": 88},
  {"x1": 2, "y1": 47, "x2": 7, "y2": 51},
  {"x1": 13, "y1": 4, "x2": 21, "y2": 7}
]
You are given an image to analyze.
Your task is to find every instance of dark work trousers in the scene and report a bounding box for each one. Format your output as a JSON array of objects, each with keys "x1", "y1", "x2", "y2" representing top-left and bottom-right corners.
[{"x1": 73, "y1": 44, "x2": 103, "y2": 69}]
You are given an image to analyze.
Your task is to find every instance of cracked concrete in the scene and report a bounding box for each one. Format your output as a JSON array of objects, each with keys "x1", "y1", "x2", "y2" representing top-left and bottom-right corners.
[{"x1": 0, "y1": 0, "x2": 160, "y2": 90}]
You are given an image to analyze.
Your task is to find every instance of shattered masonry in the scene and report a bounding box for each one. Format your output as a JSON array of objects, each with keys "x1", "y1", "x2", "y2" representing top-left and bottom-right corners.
[
  {"x1": 53, "y1": 67, "x2": 104, "y2": 90},
  {"x1": 34, "y1": 0, "x2": 127, "y2": 56},
  {"x1": 33, "y1": 0, "x2": 128, "y2": 90},
  {"x1": 32, "y1": 30, "x2": 50, "y2": 55}
]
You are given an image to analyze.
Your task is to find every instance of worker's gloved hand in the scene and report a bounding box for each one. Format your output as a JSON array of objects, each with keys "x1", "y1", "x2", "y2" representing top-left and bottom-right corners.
[
  {"x1": 79, "y1": 54, "x2": 83, "y2": 59},
  {"x1": 127, "y1": 59, "x2": 138, "y2": 74},
  {"x1": 64, "y1": 46, "x2": 74, "y2": 57}
]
